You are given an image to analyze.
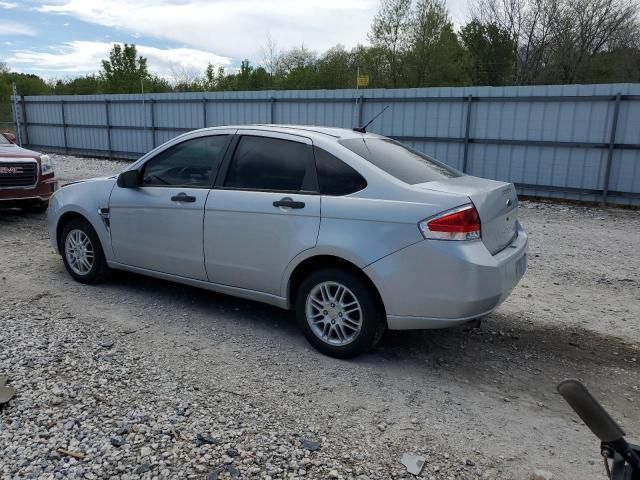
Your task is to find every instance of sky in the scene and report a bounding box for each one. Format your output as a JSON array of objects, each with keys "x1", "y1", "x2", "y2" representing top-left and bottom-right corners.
[{"x1": 1, "y1": 0, "x2": 469, "y2": 82}]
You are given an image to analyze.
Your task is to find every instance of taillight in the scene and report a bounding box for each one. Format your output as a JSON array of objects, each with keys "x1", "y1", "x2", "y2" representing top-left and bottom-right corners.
[{"x1": 419, "y1": 204, "x2": 481, "y2": 241}]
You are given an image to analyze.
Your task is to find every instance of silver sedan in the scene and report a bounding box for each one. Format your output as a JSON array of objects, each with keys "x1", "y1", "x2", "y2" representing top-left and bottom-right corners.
[{"x1": 47, "y1": 125, "x2": 528, "y2": 358}]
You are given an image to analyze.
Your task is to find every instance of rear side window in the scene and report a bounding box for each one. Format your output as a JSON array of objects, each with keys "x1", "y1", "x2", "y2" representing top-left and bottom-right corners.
[
  {"x1": 314, "y1": 147, "x2": 367, "y2": 196},
  {"x1": 338, "y1": 138, "x2": 460, "y2": 185},
  {"x1": 224, "y1": 136, "x2": 313, "y2": 192},
  {"x1": 142, "y1": 135, "x2": 229, "y2": 187}
]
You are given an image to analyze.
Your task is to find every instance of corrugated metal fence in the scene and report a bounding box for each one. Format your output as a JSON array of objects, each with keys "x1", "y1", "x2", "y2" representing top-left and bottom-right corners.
[{"x1": 12, "y1": 84, "x2": 640, "y2": 205}]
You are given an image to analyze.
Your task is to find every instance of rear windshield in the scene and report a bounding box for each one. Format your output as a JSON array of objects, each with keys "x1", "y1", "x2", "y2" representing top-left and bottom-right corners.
[{"x1": 338, "y1": 138, "x2": 460, "y2": 185}]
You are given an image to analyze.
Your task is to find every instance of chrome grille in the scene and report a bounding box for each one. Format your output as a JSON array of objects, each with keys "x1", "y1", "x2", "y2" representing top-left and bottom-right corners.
[{"x1": 0, "y1": 163, "x2": 37, "y2": 187}]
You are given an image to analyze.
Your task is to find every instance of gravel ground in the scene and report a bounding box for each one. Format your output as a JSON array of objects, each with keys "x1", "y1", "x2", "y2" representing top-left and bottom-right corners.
[{"x1": 1, "y1": 154, "x2": 639, "y2": 480}]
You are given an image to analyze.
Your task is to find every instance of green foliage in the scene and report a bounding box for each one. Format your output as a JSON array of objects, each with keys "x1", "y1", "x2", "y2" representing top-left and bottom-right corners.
[
  {"x1": 461, "y1": 20, "x2": 516, "y2": 85},
  {"x1": 368, "y1": 0, "x2": 412, "y2": 87},
  {"x1": 100, "y1": 43, "x2": 149, "y2": 93},
  {"x1": 316, "y1": 46, "x2": 358, "y2": 89},
  {"x1": 404, "y1": 0, "x2": 471, "y2": 86},
  {"x1": 53, "y1": 75, "x2": 105, "y2": 95}
]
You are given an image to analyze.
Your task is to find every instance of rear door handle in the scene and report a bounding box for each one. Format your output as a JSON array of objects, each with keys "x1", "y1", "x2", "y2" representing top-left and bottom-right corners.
[
  {"x1": 273, "y1": 197, "x2": 305, "y2": 209},
  {"x1": 171, "y1": 192, "x2": 196, "y2": 203}
]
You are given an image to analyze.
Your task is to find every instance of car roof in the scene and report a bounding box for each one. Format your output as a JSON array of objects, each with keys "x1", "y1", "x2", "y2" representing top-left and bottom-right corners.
[{"x1": 196, "y1": 124, "x2": 384, "y2": 142}]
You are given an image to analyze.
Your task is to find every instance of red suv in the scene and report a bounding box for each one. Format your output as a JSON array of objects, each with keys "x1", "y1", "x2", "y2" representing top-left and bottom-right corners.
[{"x1": 0, "y1": 133, "x2": 56, "y2": 213}]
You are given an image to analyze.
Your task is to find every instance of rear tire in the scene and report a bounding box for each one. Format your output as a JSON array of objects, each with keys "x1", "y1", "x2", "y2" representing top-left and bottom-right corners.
[
  {"x1": 60, "y1": 218, "x2": 109, "y2": 284},
  {"x1": 295, "y1": 268, "x2": 384, "y2": 359}
]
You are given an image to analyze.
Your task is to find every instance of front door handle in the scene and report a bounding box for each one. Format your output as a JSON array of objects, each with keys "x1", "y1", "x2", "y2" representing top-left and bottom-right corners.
[
  {"x1": 273, "y1": 197, "x2": 305, "y2": 209},
  {"x1": 171, "y1": 193, "x2": 196, "y2": 203}
]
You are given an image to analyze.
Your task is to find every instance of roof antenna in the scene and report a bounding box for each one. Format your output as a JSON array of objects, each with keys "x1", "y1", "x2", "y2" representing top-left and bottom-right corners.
[{"x1": 353, "y1": 105, "x2": 390, "y2": 133}]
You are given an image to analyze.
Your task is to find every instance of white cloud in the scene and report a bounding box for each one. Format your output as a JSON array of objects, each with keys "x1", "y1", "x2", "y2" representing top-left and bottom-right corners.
[
  {"x1": 36, "y1": 0, "x2": 379, "y2": 62},
  {"x1": 0, "y1": 2, "x2": 18, "y2": 8},
  {"x1": 0, "y1": 20, "x2": 36, "y2": 36},
  {"x1": 7, "y1": 40, "x2": 231, "y2": 80}
]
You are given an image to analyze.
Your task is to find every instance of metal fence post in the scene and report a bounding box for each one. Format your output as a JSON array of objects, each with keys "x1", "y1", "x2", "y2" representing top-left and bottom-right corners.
[
  {"x1": 270, "y1": 97, "x2": 276, "y2": 124},
  {"x1": 150, "y1": 99, "x2": 156, "y2": 149},
  {"x1": 358, "y1": 95, "x2": 365, "y2": 128},
  {"x1": 462, "y1": 94, "x2": 473, "y2": 173},
  {"x1": 203, "y1": 98, "x2": 207, "y2": 128},
  {"x1": 602, "y1": 93, "x2": 621, "y2": 204},
  {"x1": 61, "y1": 100, "x2": 68, "y2": 154},
  {"x1": 20, "y1": 95, "x2": 29, "y2": 148},
  {"x1": 11, "y1": 82, "x2": 23, "y2": 146},
  {"x1": 105, "y1": 100, "x2": 112, "y2": 160}
]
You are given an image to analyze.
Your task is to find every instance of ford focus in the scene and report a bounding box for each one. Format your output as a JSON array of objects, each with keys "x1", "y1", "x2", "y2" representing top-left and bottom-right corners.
[{"x1": 47, "y1": 125, "x2": 527, "y2": 358}]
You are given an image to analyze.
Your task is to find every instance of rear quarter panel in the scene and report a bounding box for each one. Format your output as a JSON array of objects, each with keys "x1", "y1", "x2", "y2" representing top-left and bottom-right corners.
[{"x1": 280, "y1": 190, "x2": 467, "y2": 299}]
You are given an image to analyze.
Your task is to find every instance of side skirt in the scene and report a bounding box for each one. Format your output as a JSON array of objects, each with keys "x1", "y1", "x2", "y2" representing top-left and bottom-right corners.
[{"x1": 107, "y1": 261, "x2": 289, "y2": 310}]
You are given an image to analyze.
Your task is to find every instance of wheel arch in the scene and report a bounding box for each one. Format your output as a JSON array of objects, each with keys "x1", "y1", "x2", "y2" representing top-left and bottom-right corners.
[
  {"x1": 56, "y1": 211, "x2": 97, "y2": 252},
  {"x1": 286, "y1": 254, "x2": 387, "y2": 321}
]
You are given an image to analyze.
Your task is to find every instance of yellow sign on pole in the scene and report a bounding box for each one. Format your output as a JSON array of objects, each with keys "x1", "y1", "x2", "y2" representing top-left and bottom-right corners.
[{"x1": 357, "y1": 75, "x2": 369, "y2": 87}]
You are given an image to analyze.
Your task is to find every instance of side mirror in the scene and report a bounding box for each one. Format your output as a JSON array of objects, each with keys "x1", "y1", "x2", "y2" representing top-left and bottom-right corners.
[
  {"x1": 3, "y1": 132, "x2": 16, "y2": 144},
  {"x1": 117, "y1": 170, "x2": 140, "y2": 188}
]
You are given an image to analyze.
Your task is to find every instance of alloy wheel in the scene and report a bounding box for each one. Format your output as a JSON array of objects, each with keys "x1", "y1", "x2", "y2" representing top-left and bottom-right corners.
[
  {"x1": 305, "y1": 281, "x2": 363, "y2": 346},
  {"x1": 64, "y1": 229, "x2": 95, "y2": 276}
]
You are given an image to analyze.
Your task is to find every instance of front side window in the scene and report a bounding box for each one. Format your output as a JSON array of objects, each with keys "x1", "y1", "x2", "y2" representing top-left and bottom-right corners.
[
  {"x1": 142, "y1": 135, "x2": 229, "y2": 187},
  {"x1": 224, "y1": 136, "x2": 313, "y2": 192},
  {"x1": 314, "y1": 147, "x2": 367, "y2": 195},
  {"x1": 338, "y1": 137, "x2": 460, "y2": 185}
]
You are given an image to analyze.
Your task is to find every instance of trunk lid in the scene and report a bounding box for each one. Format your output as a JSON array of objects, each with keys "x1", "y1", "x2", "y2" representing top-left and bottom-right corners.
[{"x1": 416, "y1": 176, "x2": 519, "y2": 255}]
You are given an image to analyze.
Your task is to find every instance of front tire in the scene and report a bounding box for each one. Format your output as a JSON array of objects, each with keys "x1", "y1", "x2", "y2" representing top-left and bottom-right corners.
[
  {"x1": 60, "y1": 218, "x2": 109, "y2": 284},
  {"x1": 295, "y1": 268, "x2": 384, "y2": 359}
]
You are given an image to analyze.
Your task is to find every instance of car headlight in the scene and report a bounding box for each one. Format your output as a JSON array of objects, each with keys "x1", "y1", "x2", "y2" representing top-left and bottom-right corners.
[{"x1": 40, "y1": 154, "x2": 54, "y2": 175}]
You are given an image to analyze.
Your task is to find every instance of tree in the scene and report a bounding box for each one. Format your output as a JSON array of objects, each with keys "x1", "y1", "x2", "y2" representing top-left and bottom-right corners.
[
  {"x1": 316, "y1": 45, "x2": 357, "y2": 89},
  {"x1": 100, "y1": 44, "x2": 149, "y2": 93},
  {"x1": 404, "y1": 0, "x2": 461, "y2": 86},
  {"x1": 261, "y1": 32, "x2": 280, "y2": 76},
  {"x1": 548, "y1": 0, "x2": 638, "y2": 83},
  {"x1": 422, "y1": 25, "x2": 473, "y2": 86},
  {"x1": 204, "y1": 63, "x2": 216, "y2": 90},
  {"x1": 274, "y1": 45, "x2": 318, "y2": 89},
  {"x1": 170, "y1": 64, "x2": 203, "y2": 91},
  {"x1": 471, "y1": 0, "x2": 639, "y2": 84},
  {"x1": 53, "y1": 75, "x2": 105, "y2": 95},
  {"x1": 368, "y1": 0, "x2": 412, "y2": 87},
  {"x1": 472, "y1": 0, "x2": 559, "y2": 83},
  {"x1": 355, "y1": 45, "x2": 389, "y2": 88},
  {"x1": 461, "y1": 20, "x2": 517, "y2": 84}
]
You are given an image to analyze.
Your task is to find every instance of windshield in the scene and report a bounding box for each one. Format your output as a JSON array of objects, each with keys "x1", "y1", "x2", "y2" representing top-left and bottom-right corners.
[
  {"x1": 0, "y1": 134, "x2": 10, "y2": 145},
  {"x1": 338, "y1": 137, "x2": 461, "y2": 185}
]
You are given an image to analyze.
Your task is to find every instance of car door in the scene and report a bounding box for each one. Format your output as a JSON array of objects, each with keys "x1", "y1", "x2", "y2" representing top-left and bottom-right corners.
[
  {"x1": 109, "y1": 132, "x2": 233, "y2": 280},
  {"x1": 204, "y1": 130, "x2": 320, "y2": 296}
]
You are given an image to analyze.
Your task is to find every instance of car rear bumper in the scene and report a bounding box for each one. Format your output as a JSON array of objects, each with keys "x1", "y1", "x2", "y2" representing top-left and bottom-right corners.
[
  {"x1": 0, "y1": 174, "x2": 57, "y2": 203},
  {"x1": 364, "y1": 222, "x2": 528, "y2": 330}
]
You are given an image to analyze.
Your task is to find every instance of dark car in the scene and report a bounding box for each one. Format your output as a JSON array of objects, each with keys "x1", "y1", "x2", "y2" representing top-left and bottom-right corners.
[{"x1": 0, "y1": 133, "x2": 56, "y2": 213}]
